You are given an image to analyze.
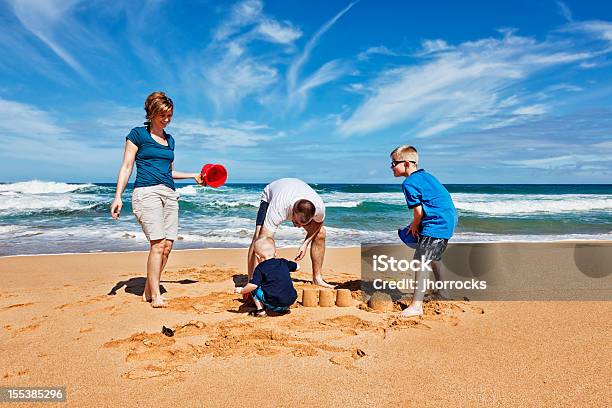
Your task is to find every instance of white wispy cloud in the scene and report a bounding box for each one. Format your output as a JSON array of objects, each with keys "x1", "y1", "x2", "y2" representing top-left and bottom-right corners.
[
  {"x1": 556, "y1": 1, "x2": 573, "y2": 22},
  {"x1": 257, "y1": 19, "x2": 302, "y2": 44},
  {"x1": 7, "y1": 0, "x2": 101, "y2": 81},
  {"x1": 593, "y1": 141, "x2": 612, "y2": 149},
  {"x1": 498, "y1": 95, "x2": 520, "y2": 108},
  {"x1": 545, "y1": 83, "x2": 583, "y2": 92},
  {"x1": 411, "y1": 109, "x2": 612, "y2": 179},
  {"x1": 196, "y1": 0, "x2": 302, "y2": 111},
  {"x1": 344, "y1": 83, "x2": 366, "y2": 93},
  {"x1": 287, "y1": 1, "x2": 357, "y2": 108},
  {"x1": 0, "y1": 97, "x2": 67, "y2": 136},
  {"x1": 214, "y1": 0, "x2": 264, "y2": 41},
  {"x1": 339, "y1": 28, "x2": 604, "y2": 137},
  {"x1": 565, "y1": 20, "x2": 612, "y2": 42},
  {"x1": 0, "y1": 14, "x2": 67, "y2": 82},
  {"x1": 503, "y1": 154, "x2": 612, "y2": 169},
  {"x1": 291, "y1": 59, "x2": 349, "y2": 110},
  {"x1": 0, "y1": 97, "x2": 124, "y2": 168},
  {"x1": 419, "y1": 39, "x2": 453, "y2": 55},
  {"x1": 513, "y1": 104, "x2": 548, "y2": 116},
  {"x1": 357, "y1": 45, "x2": 400, "y2": 60},
  {"x1": 172, "y1": 118, "x2": 282, "y2": 149}
]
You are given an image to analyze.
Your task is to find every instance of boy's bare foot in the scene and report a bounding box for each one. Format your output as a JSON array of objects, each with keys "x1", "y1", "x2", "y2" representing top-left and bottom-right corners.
[
  {"x1": 150, "y1": 298, "x2": 167, "y2": 308},
  {"x1": 313, "y1": 278, "x2": 335, "y2": 289},
  {"x1": 248, "y1": 309, "x2": 267, "y2": 317},
  {"x1": 399, "y1": 305, "x2": 423, "y2": 318}
]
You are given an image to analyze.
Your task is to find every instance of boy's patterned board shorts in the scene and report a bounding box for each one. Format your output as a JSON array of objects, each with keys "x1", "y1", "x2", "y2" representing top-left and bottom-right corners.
[
  {"x1": 414, "y1": 235, "x2": 449, "y2": 262},
  {"x1": 253, "y1": 287, "x2": 290, "y2": 313}
]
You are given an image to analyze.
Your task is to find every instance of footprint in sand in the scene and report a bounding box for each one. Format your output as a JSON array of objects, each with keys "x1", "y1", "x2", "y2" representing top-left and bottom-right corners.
[
  {"x1": 83, "y1": 305, "x2": 122, "y2": 317},
  {"x1": 56, "y1": 295, "x2": 110, "y2": 311},
  {"x1": 122, "y1": 363, "x2": 189, "y2": 380},
  {"x1": 329, "y1": 348, "x2": 367, "y2": 370},
  {"x1": 2, "y1": 302, "x2": 34, "y2": 311},
  {"x1": 317, "y1": 315, "x2": 389, "y2": 338},
  {"x1": 11, "y1": 323, "x2": 41, "y2": 337}
]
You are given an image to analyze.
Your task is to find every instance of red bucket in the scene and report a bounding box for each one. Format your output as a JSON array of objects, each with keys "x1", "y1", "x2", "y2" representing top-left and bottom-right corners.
[{"x1": 201, "y1": 164, "x2": 227, "y2": 188}]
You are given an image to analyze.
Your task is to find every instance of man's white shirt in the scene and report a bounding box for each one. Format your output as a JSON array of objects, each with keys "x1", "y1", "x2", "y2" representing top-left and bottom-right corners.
[{"x1": 260, "y1": 178, "x2": 325, "y2": 232}]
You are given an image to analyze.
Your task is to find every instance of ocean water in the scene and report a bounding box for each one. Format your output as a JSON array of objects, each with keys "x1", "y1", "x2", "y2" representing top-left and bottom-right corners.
[{"x1": 1, "y1": 180, "x2": 611, "y2": 256}]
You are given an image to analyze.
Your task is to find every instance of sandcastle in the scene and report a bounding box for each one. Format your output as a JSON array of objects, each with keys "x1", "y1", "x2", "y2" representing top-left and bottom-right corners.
[
  {"x1": 301, "y1": 288, "x2": 354, "y2": 307},
  {"x1": 335, "y1": 289, "x2": 353, "y2": 307},
  {"x1": 302, "y1": 288, "x2": 319, "y2": 307},
  {"x1": 368, "y1": 291, "x2": 393, "y2": 311},
  {"x1": 318, "y1": 290, "x2": 335, "y2": 307}
]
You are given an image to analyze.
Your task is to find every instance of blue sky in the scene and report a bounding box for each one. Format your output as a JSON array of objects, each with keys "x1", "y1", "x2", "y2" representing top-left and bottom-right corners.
[{"x1": 1, "y1": 0, "x2": 611, "y2": 183}]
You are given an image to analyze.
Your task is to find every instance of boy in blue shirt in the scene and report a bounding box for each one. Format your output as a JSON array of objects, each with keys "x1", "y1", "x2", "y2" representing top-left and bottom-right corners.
[
  {"x1": 234, "y1": 237, "x2": 298, "y2": 317},
  {"x1": 391, "y1": 145, "x2": 457, "y2": 317}
]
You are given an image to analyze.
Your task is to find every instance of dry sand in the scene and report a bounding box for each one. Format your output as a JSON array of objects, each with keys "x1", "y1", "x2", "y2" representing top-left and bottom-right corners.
[{"x1": 0, "y1": 247, "x2": 610, "y2": 407}]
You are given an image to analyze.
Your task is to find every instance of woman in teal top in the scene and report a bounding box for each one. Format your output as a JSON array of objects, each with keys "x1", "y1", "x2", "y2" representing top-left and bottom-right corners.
[{"x1": 110, "y1": 91, "x2": 205, "y2": 308}]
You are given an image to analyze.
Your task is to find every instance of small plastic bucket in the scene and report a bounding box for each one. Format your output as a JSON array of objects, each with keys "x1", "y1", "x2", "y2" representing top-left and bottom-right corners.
[
  {"x1": 398, "y1": 226, "x2": 418, "y2": 249},
  {"x1": 201, "y1": 164, "x2": 227, "y2": 188}
]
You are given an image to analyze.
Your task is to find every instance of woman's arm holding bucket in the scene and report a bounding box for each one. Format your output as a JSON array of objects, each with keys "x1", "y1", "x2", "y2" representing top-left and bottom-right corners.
[{"x1": 170, "y1": 163, "x2": 206, "y2": 185}]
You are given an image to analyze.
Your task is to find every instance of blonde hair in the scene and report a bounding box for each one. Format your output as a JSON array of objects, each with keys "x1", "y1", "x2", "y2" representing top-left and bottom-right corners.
[
  {"x1": 390, "y1": 145, "x2": 418, "y2": 163},
  {"x1": 254, "y1": 237, "x2": 276, "y2": 258},
  {"x1": 144, "y1": 91, "x2": 173, "y2": 124}
]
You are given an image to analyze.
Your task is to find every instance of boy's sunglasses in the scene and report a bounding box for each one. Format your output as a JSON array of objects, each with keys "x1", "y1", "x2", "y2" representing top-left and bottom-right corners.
[{"x1": 391, "y1": 160, "x2": 417, "y2": 168}]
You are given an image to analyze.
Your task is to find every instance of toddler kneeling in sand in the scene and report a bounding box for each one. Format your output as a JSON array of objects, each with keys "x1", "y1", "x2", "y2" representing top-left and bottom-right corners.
[{"x1": 234, "y1": 237, "x2": 298, "y2": 317}]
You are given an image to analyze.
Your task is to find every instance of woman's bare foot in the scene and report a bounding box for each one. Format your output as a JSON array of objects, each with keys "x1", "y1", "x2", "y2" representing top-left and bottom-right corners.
[
  {"x1": 143, "y1": 294, "x2": 167, "y2": 302},
  {"x1": 399, "y1": 305, "x2": 423, "y2": 318},
  {"x1": 150, "y1": 298, "x2": 167, "y2": 308},
  {"x1": 313, "y1": 278, "x2": 335, "y2": 289},
  {"x1": 142, "y1": 284, "x2": 151, "y2": 302}
]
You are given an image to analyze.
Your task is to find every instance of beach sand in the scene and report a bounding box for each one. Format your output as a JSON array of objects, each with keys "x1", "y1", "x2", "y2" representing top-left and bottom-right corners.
[{"x1": 0, "y1": 246, "x2": 609, "y2": 407}]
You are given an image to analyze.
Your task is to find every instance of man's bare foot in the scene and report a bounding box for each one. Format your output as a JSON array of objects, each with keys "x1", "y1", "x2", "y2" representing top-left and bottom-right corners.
[
  {"x1": 150, "y1": 298, "x2": 167, "y2": 308},
  {"x1": 313, "y1": 278, "x2": 335, "y2": 289},
  {"x1": 399, "y1": 305, "x2": 423, "y2": 318}
]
